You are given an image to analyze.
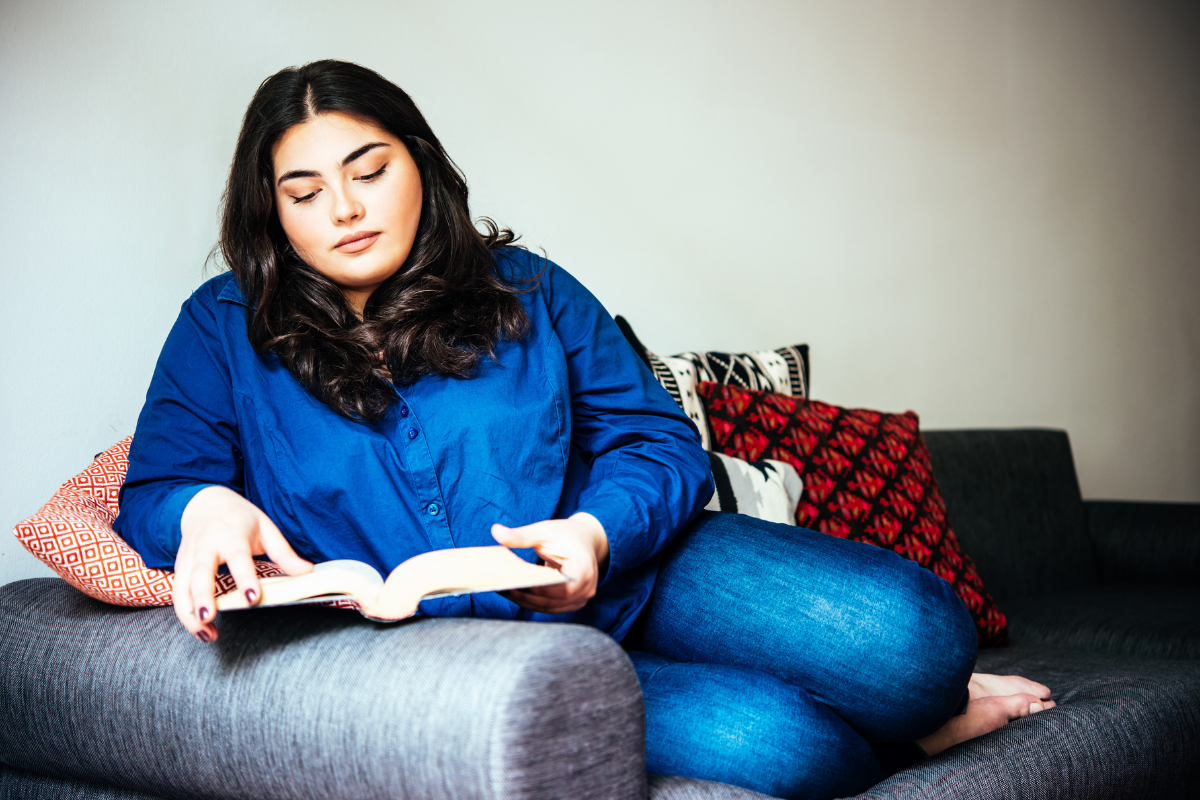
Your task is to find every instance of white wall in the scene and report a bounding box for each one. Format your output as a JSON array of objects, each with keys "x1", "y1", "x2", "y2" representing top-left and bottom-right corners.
[{"x1": 3, "y1": 0, "x2": 1198, "y2": 585}]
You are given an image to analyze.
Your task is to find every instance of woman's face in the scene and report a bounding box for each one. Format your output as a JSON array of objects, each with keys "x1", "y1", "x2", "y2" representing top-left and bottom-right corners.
[{"x1": 272, "y1": 112, "x2": 423, "y2": 313}]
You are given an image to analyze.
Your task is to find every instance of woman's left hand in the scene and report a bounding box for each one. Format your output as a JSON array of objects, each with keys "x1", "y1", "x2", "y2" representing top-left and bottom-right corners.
[{"x1": 491, "y1": 512, "x2": 610, "y2": 614}]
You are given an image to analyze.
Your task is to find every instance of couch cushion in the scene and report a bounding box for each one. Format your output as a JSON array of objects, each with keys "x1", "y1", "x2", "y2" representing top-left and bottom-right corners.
[
  {"x1": 1085, "y1": 500, "x2": 1200, "y2": 584},
  {"x1": 648, "y1": 775, "x2": 778, "y2": 800},
  {"x1": 0, "y1": 769, "x2": 786, "y2": 800},
  {"x1": 0, "y1": 578, "x2": 647, "y2": 800},
  {"x1": 1001, "y1": 584, "x2": 1200, "y2": 660},
  {"x1": 923, "y1": 429, "x2": 1099, "y2": 604},
  {"x1": 0, "y1": 765, "x2": 165, "y2": 800},
  {"x1": 857, "y1": 643, "x2": 1200, "y2": 799}
]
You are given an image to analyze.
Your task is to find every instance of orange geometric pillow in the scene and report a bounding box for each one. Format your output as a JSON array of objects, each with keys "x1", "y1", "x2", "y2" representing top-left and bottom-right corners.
[{"x1": 12, "y1": 437, "x2": 283, "y2": 606}]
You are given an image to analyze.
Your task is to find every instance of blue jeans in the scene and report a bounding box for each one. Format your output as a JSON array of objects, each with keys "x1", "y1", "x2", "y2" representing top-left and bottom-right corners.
[{"x1": 623, "y1": 511, "x2": 978, "y2": 800}]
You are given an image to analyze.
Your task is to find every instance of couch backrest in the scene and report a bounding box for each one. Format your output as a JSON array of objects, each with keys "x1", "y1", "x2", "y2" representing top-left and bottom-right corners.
[{"x1": 923, "y1": 429, "x2": 1098, "y2": 603}]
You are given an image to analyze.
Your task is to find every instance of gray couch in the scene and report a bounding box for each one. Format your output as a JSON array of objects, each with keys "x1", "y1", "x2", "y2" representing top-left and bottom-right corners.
[{"x1": 2, "y1": 429, "x2": 1198, "y2": 799}]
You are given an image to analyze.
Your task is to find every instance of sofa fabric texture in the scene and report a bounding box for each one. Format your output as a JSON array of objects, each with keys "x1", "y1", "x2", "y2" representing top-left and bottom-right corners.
[
  {"x1": 924, "y1": 429, "x2": 1200, "y2": 662},
  {"x1": 0, "y1": 766, "x2": 787, "y2": 800},
  {"x1": 921, "y1": 430, "x2": 1099, "y2": 603},
  {"x1": 857, "y1": 644, "x2": 1200, "y2": 799},
  {"x1": 1085, "y1": 500, "x2": 1200, "y2": 584},
  {"x1": 5, "y1": 580, "x2": 1200, "y2": 800},
  {"x1": 0, "y1": 580, "x2": 647, "y2": 800},
  {"x1": 0, "y1": 766, "x2": 165, "y2": 800},
  {"x1": 1001, "y1": 585, "x2": 1200, "y2": 660},
  {"x1": 646, "y1": 776, "x2": 778, "y2": 800}
]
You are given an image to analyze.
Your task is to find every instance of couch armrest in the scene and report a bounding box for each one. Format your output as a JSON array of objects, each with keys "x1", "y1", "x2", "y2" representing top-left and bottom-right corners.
[
  {"x1": 1086, "y1": 501, "x2": 1200, "y2": 584},
  {"x1": 0, "y1": 579, "x2": 646, "y2": 800}
]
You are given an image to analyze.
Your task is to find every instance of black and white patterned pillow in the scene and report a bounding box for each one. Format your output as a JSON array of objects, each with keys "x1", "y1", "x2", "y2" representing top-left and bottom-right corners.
[
  {"x1": 703, "y1": 452, "x2": 803, "y2": 525},
  {"x1": 614, "y1": 315, "x2": 809, "y2": 450}
]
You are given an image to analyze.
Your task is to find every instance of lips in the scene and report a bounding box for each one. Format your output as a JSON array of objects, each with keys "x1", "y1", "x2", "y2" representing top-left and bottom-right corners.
[{"x1": 334, "y1": 231, "x2": 381, "y2": 253}]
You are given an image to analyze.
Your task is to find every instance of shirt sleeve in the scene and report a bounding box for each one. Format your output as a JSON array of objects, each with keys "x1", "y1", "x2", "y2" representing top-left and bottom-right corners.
[
  {"x1": 540, "y1": 258, "x2": 715, "y2": 584},
  {"x1": 113, "y1": 290, "x2": 244, "y2": 570}
]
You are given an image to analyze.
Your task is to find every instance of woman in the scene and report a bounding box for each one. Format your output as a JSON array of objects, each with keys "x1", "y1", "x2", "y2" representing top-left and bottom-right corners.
[{"x1": 115, "y1": 60, "x2": 1053, "y2": 799}]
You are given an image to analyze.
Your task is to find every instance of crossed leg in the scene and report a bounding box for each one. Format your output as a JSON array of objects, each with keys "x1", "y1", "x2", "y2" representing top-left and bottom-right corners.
[{"x1": 625, "y1": 511, "x2": 1050, "y2": 799}]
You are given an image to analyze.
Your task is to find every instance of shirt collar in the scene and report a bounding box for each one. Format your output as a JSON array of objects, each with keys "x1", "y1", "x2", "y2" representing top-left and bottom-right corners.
[{"x1": 217, "y1": 276, "x2": 253, "y2": 308}]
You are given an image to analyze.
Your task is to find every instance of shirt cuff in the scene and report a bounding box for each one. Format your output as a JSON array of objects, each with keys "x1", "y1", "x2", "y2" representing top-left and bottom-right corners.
[
  {"x1": 153, "y1": 483, "x2": 216, "y2": 568},
  {"x1": 578, "y1": 487, "x2": 647, "y2": 589}
]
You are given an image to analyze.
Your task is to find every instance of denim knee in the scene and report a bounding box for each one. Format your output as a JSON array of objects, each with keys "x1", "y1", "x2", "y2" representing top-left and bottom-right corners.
[
  {"x1": 867, "y1": 550, "x2": 978, "y2": 738},
  {"x1": 638, "y1": 511, "x2": 978, "y2": 743},
  {"x1": 629, "y1": 653, "x2": 883, "y2": 800}
]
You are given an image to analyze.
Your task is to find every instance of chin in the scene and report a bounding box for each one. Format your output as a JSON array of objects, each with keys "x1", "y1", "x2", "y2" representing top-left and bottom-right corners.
[{"x1": 334, "y1": 257, "x2": 403, "y2": 286}]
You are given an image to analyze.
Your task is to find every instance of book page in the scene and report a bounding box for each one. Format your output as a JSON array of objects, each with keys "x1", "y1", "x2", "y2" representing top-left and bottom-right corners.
[
  {"x1": 216, "y1": 559, "x2": 384, "y2": 611},
  {"x1": 366, "y1": 547, "x2": 566, "y2": 620}
]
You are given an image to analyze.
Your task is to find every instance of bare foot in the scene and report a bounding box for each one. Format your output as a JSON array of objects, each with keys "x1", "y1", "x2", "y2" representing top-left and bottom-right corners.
[
  {"x1": 968, "y1": 673, "x2": 1052, "y2": 703},
  {"x1": 917, "y1": 693, "x2": 1057, "y2": 756}
]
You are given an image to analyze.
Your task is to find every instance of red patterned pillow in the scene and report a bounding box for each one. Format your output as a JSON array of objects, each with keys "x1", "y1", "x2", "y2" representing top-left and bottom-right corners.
[
  {"x1": 697, "y1": 383, "x2": 1008, "y2": 646},
  {"x1": 12, "y1": 437, "x2": 284, "y2": 606}
]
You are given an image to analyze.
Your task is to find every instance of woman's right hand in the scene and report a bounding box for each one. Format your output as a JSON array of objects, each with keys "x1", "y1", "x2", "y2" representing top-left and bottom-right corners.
[{"x1": 175, "y1": 485, "x2": 312, "y2": 642}]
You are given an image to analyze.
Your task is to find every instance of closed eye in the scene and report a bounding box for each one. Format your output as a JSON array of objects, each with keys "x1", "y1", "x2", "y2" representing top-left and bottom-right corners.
[
  {"x1": 291, "y1": 190, "x2": 320, "y2": 204},
  {"x1": 358, "y1": 165, "x2": 387, "y2": 182}
]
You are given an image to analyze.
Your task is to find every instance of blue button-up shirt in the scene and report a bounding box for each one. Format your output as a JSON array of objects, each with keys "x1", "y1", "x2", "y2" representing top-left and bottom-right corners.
[{"x1": 114, "y1": 248, "x2": 713, "y2": 641}]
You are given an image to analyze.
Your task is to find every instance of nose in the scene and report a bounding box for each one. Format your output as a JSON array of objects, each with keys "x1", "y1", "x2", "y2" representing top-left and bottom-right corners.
[{"x1": 330, "y1": 183, "x2": 364, "y2": 225}]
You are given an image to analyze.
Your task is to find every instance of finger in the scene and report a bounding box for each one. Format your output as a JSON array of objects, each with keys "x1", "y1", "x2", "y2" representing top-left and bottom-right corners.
[
  {"x1": 189, "y1": 548, "x2": 221, "y2": 642},
  {"x1": 172, "y1": 550, "x2": 199, "y2": 634},
  {"x1": 515, "y1": 581, "x2": 574, "y2": 600},
  {"x1": 500, "y1": 588, "x2": 589, "y2": 614},
  {"x1": 507, "y1": 584, "x2": 592, "y2": 612},
  {"x1": 223, "y1": 543, "x2": 262, "y2": 606},
  {"x1": 507, "y1": 584, "x2": 588, "y2": 609},
  {"x1": 491, "y1": 523, "x2": 540, "y2": 549},
  {"x1": 256, "y1": 512, "x2": 312, "y2": 576},
  {"x1": 503, "y1": 596, "x2": 587, "y2": 614},
  {"x1": 556, "y1": 557, "x2": 589, "y2": 584}
]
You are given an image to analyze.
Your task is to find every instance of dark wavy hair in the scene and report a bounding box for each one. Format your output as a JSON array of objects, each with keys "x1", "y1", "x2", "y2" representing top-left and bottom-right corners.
[{"x1": 219, "y1": 60, "x2": 536, "y2": 422}]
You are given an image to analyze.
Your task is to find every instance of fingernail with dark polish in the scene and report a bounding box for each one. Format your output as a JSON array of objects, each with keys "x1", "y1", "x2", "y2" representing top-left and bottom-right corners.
[
  {"x1": 196, "y1": 630, "x2": 211, "y2": 643},
  {"x1": 197, "y1": 606, "x2": 210, "y2": 622},
  {"x1": 245, "y1": 588, "x2": 258, "y2": 604}
]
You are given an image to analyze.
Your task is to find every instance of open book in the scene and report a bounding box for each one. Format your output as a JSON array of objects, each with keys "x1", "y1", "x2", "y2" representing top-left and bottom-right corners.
[{"x1": 215, "y1": 546, "x2": 567, "y2": 621}]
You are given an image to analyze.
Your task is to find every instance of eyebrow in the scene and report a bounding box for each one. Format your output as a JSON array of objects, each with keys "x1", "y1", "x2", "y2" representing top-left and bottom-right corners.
[{"x1": 276, "y1": 141, "x2": 391, "y2": 186}]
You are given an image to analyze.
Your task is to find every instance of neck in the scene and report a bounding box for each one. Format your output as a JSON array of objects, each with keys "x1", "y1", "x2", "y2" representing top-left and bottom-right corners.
[{"x1": 343, "y1": 288, "x2": 371, "y2": 319}]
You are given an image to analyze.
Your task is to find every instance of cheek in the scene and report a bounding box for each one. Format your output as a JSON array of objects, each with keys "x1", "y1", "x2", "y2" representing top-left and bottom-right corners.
[
  {"x1": 276, "y1": 203, "x2": 319, "y2": 255},
  {"x1": 380, "y1": 185, "x2": 420, "y2": 230},
  {"x1": 388, "y1": 163, "x2": 424, "y2": 233}
]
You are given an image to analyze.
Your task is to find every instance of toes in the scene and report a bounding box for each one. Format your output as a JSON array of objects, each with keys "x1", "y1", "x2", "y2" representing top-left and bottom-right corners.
[
  {"x1": 1028, "y1": 698, "x2": 1058, "y2": 714},
  {"x1": 969, "y1": 674, "x2": 1053, "y2": 701},
  {"x1": 1003, "y1": 675, "x2": 1052, "y2": 700},
  {"x1": 997, "y1": 693, "x2": 1042, "y2": 720},
  {"x1": 1028, "y1": 679, "x2": 1052, "y2": 701}
]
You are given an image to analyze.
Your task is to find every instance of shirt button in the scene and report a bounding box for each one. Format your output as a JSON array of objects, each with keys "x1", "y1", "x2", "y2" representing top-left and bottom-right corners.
[
  {"x1": 407, "y1": 427, "x2": 418, "y2": 439},
  {"x1": 427, "y1": 503, "x2": 440, "y2": 516},
  {"x1": 400, "y1": 406, "x2": 410, "y2": 417}
]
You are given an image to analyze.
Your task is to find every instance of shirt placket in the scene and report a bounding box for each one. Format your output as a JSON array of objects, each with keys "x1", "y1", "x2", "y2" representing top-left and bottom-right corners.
[{"x1": 393, "y1": 390, "x2": 456, "y2": 551}]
